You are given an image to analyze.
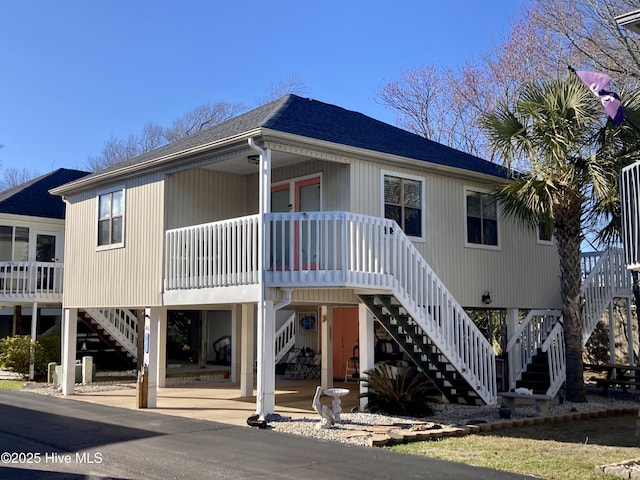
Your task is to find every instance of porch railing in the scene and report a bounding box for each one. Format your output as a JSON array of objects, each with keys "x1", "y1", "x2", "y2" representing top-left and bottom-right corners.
[
  {"x1": 0, "y1": 261, "x2": 64, "y2": 298},
  {"x1": 164, "y1": 212, "x2": 496, "y2": 404},
  {"x1": 165, "y1": 215, "x2": 259, "y2": 290}
]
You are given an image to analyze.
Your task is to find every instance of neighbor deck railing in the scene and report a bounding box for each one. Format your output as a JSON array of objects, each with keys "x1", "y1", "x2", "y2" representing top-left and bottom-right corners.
[
  {"x1": 0, "y1": 261, "x2": 63, "y2": 299},
  {"x1": 621, "y1": 162, "x2": 640, "y2": 270}
]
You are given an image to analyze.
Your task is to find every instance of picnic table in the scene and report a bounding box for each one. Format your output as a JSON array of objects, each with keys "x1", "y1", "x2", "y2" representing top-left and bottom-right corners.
[{"x1": 585, "y1": 363, "x2": 640, "y2": 396}]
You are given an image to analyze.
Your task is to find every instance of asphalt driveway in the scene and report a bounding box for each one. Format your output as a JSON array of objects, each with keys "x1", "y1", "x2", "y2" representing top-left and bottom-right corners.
[{"x1": 0, "y1": 390, "x2": 537, "y2": 479}]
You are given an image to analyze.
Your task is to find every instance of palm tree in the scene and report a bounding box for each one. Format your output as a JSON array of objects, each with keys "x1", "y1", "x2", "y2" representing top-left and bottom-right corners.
[{"x1": 481, "y1": 74, "x2": 636, "y2": 402}]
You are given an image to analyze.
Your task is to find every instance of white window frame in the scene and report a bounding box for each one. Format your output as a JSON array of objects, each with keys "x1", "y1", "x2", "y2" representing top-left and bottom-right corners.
[
  {"x1": 464, "y1": 186, "x2": 500, "y2": 250},
  {"x1": 96, "y1": 185, "x2": 126, "y2": 251},
  {"x1": 381, "y1": 170, "x2": 426, "y2": 242}
]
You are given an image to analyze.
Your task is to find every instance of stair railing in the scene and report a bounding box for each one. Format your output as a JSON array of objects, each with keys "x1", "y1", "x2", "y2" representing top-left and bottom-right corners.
[
  {"x1": 582, "y1": 248, "x2": 632, "y2": 345},
  {"x1": 506, "y1": 309, "x2": 561, "y2": 391},
  {"x1": 274, "y1": 312, "x2": 296, "y2": 364},
  {"x1": 368, "y1": 217, "x2": 497, "y2": 405},
  {"x1": 264, "y1": 211, "x2": 497, "y2": 404},
  {"x1": 541, "y1": 321, "x2": 566, "y2": 398},
  {"x1": 506, "y1": 248, "x2": 631, "y2": 396},
  {"x1": 83, "y1": 308, "x2": 138, "y2": 360}
]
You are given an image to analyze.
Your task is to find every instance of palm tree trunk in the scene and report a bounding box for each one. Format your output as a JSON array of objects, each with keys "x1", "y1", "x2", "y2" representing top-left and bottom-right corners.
[{"x1": 554, "y1": 199, "x2": 586, "y2": 402}]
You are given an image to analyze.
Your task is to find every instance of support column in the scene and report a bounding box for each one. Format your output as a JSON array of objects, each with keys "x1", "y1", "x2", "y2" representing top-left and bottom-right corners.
[
  {"x1": 29, "y1": 302, "x2": 38, "y2": 380},
  {"x1": 61, "y1": 308, "x2": 77, "y2": 396},
  {"x1": 231, "y1": 305, "x2": 240, "y2": 383},
  {"x1": 608, "y1": 301, "x2": 616, "y2": 367},
  {"x1": 199, "y1": 312, "x2": 208, "y2": 369},
  {"x1": 157, "y1": 308, "x2": 167, "y2": 388},
  {"x1": 627, "y1": 297, "x2": 635, "y2": 367},
  {"x1": 240, "y1": 303, "x2": 254, "y2": 398},
  {"x1": 12, "y1": 305, "x2": 22, "y2": 336},
  {"x1": 144, "y1": 307, "x2": 161, "y2": 408},
  {"x1": 256, "y1": 300, "x2": 275, "y2": 419},
  {"x1": 320, "y1": 305, "x2": 333, "y2": 390},
  {"x1": 358, "y1": 303, "x2": 375, "y2": 411},
  {"x1": 506, "y1": 309, "x2": 519, "y2": 341}
]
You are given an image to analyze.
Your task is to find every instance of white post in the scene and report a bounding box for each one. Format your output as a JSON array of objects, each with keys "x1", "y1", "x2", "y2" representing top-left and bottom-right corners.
[
  {"x1": 29, "y1": 302, "x2": 38, "y2": 381},
  {"x1": 249, "y1": 139, "x2": 273, "y2": 419},
  {"x1": 256, "y1": 300, "x2": 275, "y2": 419},
  {"x1": 144, "y1": 307, "x2": 160, "y2": 408},
  {"x1": 240, "y1": 303, "x2": 254, "y2": 398},
  {"x1": 157, "y1": 308, "x2": 167, "y2": 388},
  {"x1": 231, "y1": 305, "x2": 240, "y2": 383},
  {"x1": 358, "y1": 303, "x2": 375, "y2": 411},
  {"x1": 320, "y1": 305, "x2": 333, "y2": 390},
  {"x1": 61, "y1": 308, "x2": 77, "y2": 395}
]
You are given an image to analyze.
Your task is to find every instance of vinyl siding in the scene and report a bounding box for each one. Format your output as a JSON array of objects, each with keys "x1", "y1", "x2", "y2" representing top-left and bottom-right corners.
[
  {"x1": 349, "y1": 159, "x2": 561, "y2": 310},
  {"x1": 247, "y1": 159, "x2": 350, "y2": 212},
  {"x1": 165, "y1": 169, "x2": 247, "y2": 229},
  {"x1": 62, "y1": 173, "x2": 165, "y2": 308}
]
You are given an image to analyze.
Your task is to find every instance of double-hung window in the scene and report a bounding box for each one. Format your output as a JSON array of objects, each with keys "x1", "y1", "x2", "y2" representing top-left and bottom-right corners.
[
  {"x1": 383, "y1": 172, "x2": 424, "y2": 240},
  {"x1": 97, "y1": 187, "x2": 125, "y2": 249},
  {"x1": 465, "y1": 188, "x2": 498, "y2": 247},
  {"x1": 0, "y1": 226, "x2": 29, "y2": 261}
]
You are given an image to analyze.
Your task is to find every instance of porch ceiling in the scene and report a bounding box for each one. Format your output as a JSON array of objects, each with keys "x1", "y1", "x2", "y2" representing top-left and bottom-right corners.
[{"x1": 201, "y1": 150, "x2": 307, "y2": 175}]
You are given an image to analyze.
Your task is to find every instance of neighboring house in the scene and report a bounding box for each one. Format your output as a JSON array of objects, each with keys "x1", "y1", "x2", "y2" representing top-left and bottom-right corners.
[
  {"x1": 51, "y1": 95, "x2": 587, "y2": 416},
  {"x1": 0, "y1": 168, "x2": 89, "y2": 380},
  {"x1": 0, "y1": 168, "x2": 90, "y2": 337}
]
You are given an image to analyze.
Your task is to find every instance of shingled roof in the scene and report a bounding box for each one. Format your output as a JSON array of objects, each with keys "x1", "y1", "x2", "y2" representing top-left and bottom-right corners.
[
  {"x1": 0, "y1": 168, "x2": 90, "y2": 219},
  {"x1": 79, "y1": 94, "x2": 511, "y2": 181}
]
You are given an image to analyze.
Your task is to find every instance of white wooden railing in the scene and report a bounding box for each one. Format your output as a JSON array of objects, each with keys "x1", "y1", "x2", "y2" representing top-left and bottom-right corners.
[
  {"x1": 0, "y1": 261, "x2": 63, "y2": 299},
  {"x1": 506, "y1": 309, "x2": 562, "y2": 392},
  {"x1": 581, "y1": 248, "x2": 631, "y2": 345},
  {"x1": 621, "y1": 161, "x2": 640, "y2": 270},
  {"x1": 507, "y1": 248, "x2": 631, "y2": 396},
  {"x1": 84, "y1": 308, "x2": 138, "y2": 359},
  {"x1": 274, "y1": 312, "x2": 296, "y2": 364},
  {"x1": 165, "y1": 215, "x2": 259, "y2": 290},
  {"x1": 165, "y1": 211, "x2": 497, "y2": 404},
  {"x1": 542, "y1": 321, "x2": 566, "y2": 397}
]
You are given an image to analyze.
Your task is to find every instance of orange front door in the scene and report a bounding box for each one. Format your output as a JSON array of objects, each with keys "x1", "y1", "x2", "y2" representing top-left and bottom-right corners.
[{"x1": 332, "y1": 307, "x2": 359, "y2": 380}]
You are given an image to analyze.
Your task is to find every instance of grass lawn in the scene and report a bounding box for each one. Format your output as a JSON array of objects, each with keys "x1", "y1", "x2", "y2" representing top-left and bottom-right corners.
[
  {"x1": 390, "y1": 414, "x2": 640, "y2": 480},
  {"x1": 0, "y1": 380, "x2": 25, "y2": 391}
]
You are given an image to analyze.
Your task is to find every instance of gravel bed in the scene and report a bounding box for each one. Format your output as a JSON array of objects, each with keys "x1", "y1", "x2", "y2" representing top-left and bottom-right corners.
[{"x1": 267, "y1": 389, "x2": 640, "y2": 447}]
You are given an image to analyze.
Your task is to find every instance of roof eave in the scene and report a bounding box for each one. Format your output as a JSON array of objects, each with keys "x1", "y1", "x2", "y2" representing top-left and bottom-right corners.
[
  {"x1": 261, "y1": 128, "x2": 510, "y2": 183},
  {"x1": 51, "y1": 128, "x2": 264, "y2": 196}
]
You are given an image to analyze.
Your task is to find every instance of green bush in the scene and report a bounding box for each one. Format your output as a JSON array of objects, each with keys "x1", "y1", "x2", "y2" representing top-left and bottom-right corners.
[
  {"x1": 36, "y1": 335, "x2": 61, "y2": 376},
  {"x1": 0, "y1": 335, "x2": 61, "y2": 378},
  {"x1": 360, "y1": 363, "x2": 437, "y2": 417}
]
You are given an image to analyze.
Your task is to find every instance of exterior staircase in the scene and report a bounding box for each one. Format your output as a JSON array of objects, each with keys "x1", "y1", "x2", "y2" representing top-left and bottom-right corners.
[
  {"x1": 350, "y1": 219, "x2": 497, "y2": 406},
  {"x1": 359, "y1": 294, "x2": 491, "y2": 405},
  {"x1": 507, "y1": 248, "x2": 632, "y2": 397},
  {"x1": 78, "y1": 308, "x2": 138, "y2": 366},
  {"x1": 275, "y1": 312, "x2": 296, "y2": 364}
]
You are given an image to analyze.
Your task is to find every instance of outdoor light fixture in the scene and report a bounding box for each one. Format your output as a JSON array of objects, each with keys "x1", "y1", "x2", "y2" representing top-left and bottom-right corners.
[
  {"x1": 247, "y1": 155, "x2": 260, "y2": 165},
  {"x1": 481, "y1": 290, "x2": 492, "y2": 305}
]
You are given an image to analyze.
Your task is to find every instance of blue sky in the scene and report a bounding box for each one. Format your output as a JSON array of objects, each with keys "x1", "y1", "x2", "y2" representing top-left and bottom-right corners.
[{"x1": 0, "y1": 1, "x2": 523, "y2": 175}]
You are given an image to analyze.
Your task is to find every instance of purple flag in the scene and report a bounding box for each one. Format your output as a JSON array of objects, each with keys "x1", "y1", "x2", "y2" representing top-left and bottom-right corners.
[{"x1": 574, "y1": 70, "x2": 625, "y2": 126}]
